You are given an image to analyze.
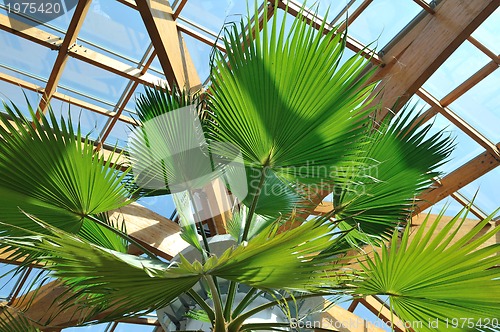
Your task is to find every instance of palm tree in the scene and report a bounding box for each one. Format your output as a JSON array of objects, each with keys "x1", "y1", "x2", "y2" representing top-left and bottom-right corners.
[{"x1": 0, "y1": 3, "x2": 499, "y2": 332}]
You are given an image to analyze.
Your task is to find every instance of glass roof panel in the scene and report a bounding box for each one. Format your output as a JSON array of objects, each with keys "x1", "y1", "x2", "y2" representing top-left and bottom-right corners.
[
  {"x1": 146, "y1": 56, "x2": 166, "y2": 81},
  {"x1": 0, "y1": 29, "x2": 56, "y2": 80},
  {"x1": 77, "y1": 1, "x2": 150, "y2": 62},
  {"x1": 136, "y1": 195, "x2": 176, "y2": 221},
  {"x1": 458, "y1": 167, "x2": 500, "y2": 217},
  {"x1": 352, "y1": 304, "x2": 391, "y2": 331},
  {"x1": 471, "y1": 6, "x2": 500, "y2": 54},
  {"x1": 178, "y1": 0, "x2": 250, "y2": 35},
  {"x1": 448, "y1": 69, "x2": 500, "y2": 142},
  {"x1": 0, "y1": 81, "x2": 42, "y2": 116},
  {"x1": 58, "y1": 57, "x2": 129, "y2": 107},
  {"x1": 287, "y1": 0, "x2": 368, "y2": 24},
  {"x1": 16, "y1": 267, "x2": 55, "y2": 297},
  {"x1": 56, "y1": 85, "x2": 117, "y2": 112},
  {"x1": 104, "y1": 120, "x2": 132, "y2": 149},
  {"x1": 0, "y1": 64, "x2": 46, "y2": 88},
  {"x1": 422, "y1": 40, "x2": 491, "y2": 100},
  {"x1": 114, "y1": 323, "x2": 155, "y2": 332},
  {"x1": 0, "y1": 264, "x2": 21, "y2": 300},
  {"x1": 62, "y1": 323, "x2": 108, "y2": 331},
  {"x1": 123, "y1": 83, "x2": 146, "y2": 117},
  {"x1": 347, "y1": 0, "x2": 422, "y2": 49},
  {"x1": 181, "y1": 32, "x2": 214, "y2": 82},
  {"x1": 423, "y1": 113, "x2": 484, "y2": 175}
]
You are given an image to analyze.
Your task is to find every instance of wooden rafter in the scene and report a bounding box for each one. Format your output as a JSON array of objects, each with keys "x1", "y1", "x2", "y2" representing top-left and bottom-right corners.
[
  {"x1": 135, "y1": 0, "x2": 201, "y2": 91},
  {"x1": 416, "y1": 144, "x2": 500, "y2": 214},
  {"x1": 36, "y1": 0, "x2": 92, "y2": 116},
  {"x1": 371, "y1": 0, "x2": 499, "y2": 120},
  {"x1": 416, "y1": 87, "x2": 500, "y2": 156},
  {"x1": 439, "y1": 56, "x2": 499, "y2": 107}
]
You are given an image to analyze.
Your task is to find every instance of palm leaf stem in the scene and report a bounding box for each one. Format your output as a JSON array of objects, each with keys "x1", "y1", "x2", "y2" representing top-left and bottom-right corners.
[
  {"x1": 205, "y1": 275, "x2": 226, "y2": 332},
  {"x1": 241, "y1": 164, "x2": 268, "y2": 242},
  {"x1": 187, "y1": 190, "x2": 210, "y2": 261},
  {"x1": 224, "y1": 280, "x2": 238, "y2": 321}
]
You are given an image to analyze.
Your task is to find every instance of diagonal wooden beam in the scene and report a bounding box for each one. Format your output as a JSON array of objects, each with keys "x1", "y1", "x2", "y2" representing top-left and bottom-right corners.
[
  {"x1": 416, "y1": 87, "x2": 500, "y2": 157},
  {"x1": 371, "y1": 0, "x2": 499, "y2": 120},
  {"x1": 36, "y1": 0, "x2": 92, "y2": 116},
  {"x1": 415, "y1": 144, "x2": 500, "y2": 214},
  {"x1": 0, "y1": 13, "x2": 61, "y2": 49},
  {"x1": 320, "y1": 303, "x2": 388, "y2": 331},
  {"x1": 111, "y1": 202, "x2": 189, "y2": 260},
  {"x1": 135, "y1": 0, "x2": 201, "y2": 91}
]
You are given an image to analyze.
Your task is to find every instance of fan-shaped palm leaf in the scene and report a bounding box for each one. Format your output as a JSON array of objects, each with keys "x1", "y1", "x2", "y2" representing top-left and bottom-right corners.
[
  {"x1": 332, "y1": 106, "x2": 454, "y2": 240},
  {"x1": 126, "y1": 86, "x2": 213, "y2": 197},
  {"x1": 0, "y1": 100, "x2": 131, "y2": 236},
  {"x1": 0, "y1": 215, "x2": 201, "y2": 322},
  {"x1": 355, "y1": 208, "x2": 500, "y2": 331},
  {"x1": 206, "y1": 2, "x2": 378, "y2": 217}
]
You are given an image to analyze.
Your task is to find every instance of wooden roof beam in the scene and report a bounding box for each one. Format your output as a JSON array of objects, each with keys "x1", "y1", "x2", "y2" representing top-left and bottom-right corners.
[
  {"x1": 36, "y1": 0, "x2": 92, "y2": 116},
  {"x1": 135, "y1": 0, "x2": 201, "y2": 91},
  {"x1": 416, "y1": 143, "x2": 500, "y2": 213},
  {"x1": 371, "y1": 0, "x2": 499, "y2": 121},
  {"x1": 416, "y1": 87, "x2": 500, "y2": 157},
  {"x1": 0, "y1": 13, "x2": 61, "y2": 49},
  {"x1": 467, "y1": 36, "x2": 500, "y2": 63}
]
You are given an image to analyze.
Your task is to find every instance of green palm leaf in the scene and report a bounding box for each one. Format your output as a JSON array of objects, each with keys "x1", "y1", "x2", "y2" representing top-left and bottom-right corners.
[
  {"x1": 333, "y1": 105, "x2": 454, "y2": 240},
  {"x1": 126, "y1": 86, "x2": 206, "y2": 197},
  {"x1": 355, "y1": 208, "x2": 500, "y2": 331},
  {"x1": 77, "y1": 213, "x2": 128, "y2": 253},
  {"x1": 206, "y1": 2, "x2": 378, "y2": 216},
  {"x1": 0, "y1": 215, "x2": 201, "y2": 322},
  {"x1": 0, "y1": 100, "x2": 131, "y2": 236},
  {"x1": 203, "y1": 216, "x2": 355, "y2": 292}
]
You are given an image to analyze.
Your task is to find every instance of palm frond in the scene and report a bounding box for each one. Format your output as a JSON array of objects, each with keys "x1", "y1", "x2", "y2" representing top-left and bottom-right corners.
[
  {"x1": 77, "y1": 213, "x2": 128, "y2": 253},
  {"x1": 204, "y1": 216, "x2": 355, "y2": 292},
  {"x1": 172, "y1": 191, "x2": 204, "y2": 252},
  {"x1": 355, "y1": 208, "x2": 500, "y2": 330},
  {"x1": 206, "y1": 2, "x2": 378, "y2": 216},
  {"x1": 225, "y1": 205, "x2": 276, "y2": 242},
  {"x1": 128, "y1": 86, "x2": 222, "y2": 195},
  {"x1": 125, "y1": 85, "x2": 201, "y2": 197},
  {"x1": 0, "y1": 100, "x2": 131, "y2": 237},
  {"x1": 333, "y1": 105, "x2": 454, "y2": 239},
  {"x1": 0, "y1": 214, "x2": 201, "y2": 322}
]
